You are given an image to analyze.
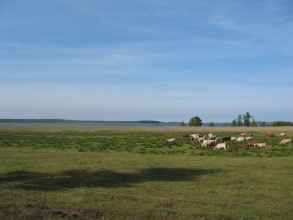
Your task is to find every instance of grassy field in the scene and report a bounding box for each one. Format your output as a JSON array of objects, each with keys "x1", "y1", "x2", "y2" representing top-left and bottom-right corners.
[{"x1": 0, "y1": 127, "x2": 293, "y2": 219}]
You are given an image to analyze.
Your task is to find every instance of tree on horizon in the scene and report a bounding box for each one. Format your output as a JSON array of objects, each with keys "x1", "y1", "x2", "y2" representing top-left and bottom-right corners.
[
  {"x1": 237, "y1": 115, "x2": 243, "y2": 126},
  {"x1": 189, "y1": 116, "x2": 202, "y2": 127},
  {"x1": 243, "y1": 112, "x2": 253, "y2": 127}
]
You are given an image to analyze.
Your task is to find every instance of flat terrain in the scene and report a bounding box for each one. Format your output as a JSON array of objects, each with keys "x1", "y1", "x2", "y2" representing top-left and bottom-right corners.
[
  {"x1": 1, "y1": 125, "x2": 293, "y2": 132},
  {"x1": 0, "y1": 126, "x2": 292, "y2": 219}
]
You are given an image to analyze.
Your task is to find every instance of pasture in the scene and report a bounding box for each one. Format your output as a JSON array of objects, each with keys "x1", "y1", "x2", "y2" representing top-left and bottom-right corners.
[{"x1": 0, "y1": 127, "x2": 293, "y2": 219}]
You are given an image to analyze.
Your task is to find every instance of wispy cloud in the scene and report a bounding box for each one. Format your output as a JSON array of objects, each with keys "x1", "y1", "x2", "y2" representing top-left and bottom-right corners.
[
  {"x1": 207, "y1": 0, "x2": 293, "y2": 54},
  {"x1": 1, "y1": 0, "x2": 292, "y2": 121}
]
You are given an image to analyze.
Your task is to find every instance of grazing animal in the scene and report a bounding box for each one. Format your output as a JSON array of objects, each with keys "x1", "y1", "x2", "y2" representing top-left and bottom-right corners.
[
  {"x1": 190, "y1": 134, "x2": 200, "y2": 140},
  {"x1": 198, "y1": 135, "x2": 207, "y2": 142},
  {"x1": 246, "y1": 141, "x2": 257, "y2": 148},
  {"x1": 231, "y1": 137, "x2": 237, "y2": 141},
  {"x1": 165, "y1": 138, "x2": 176, "y2": 144},
  {"x1": 280, "y1": 133, "x2": 286, "y2": 137},
  {"x1": 222, "y1": 136, "x2": 231, "y2": 141},
  {"x1": 208, "y1": 135, "x2": 217, "y2": 140},
  {"x1": 245, "y1": 136, "x2": 253, "y2": 141},
  {"x1": 236, "y1": 137, "x2": 245, "y2": 142},
  {"x1": 214, "y1": 143, "x2": 226, "y2": 151},
  {"x1": 279, "y1": 139, "x2": 291, "y2": 146},
  {"x1": 247, "y1": 133, "x2": 254, "y2": 137},
  {"x1": 265, "y1": 133, "x2": 275, "y2": 138},
  {"x1": 239, "y1": 133, "x2": 247, "y2": 137},
  {"x1": 182, "y1": 134, "x2": 190, "y2": 138},
  {"x1": 256, "y1": 143, "x2": 267, "y2": 150},
  {"x1": 201, "y1": 140, "x2": 216, "y2": 148}
]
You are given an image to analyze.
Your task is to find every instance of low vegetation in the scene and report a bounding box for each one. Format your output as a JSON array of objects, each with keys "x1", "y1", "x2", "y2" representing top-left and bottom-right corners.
[
  {"x1": 0, "y1": 129, "x2": 292, "y2": 219},
  {"x1": 272, "y1": 121, "x2": 293, "y2": 126},
  {"x1": 0, "y1": 130, "x2": 292, "y2": 157}
]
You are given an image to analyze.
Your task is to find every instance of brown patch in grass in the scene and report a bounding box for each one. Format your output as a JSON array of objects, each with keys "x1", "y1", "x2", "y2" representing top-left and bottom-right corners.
[
  {"x1": 1, "y1": 125, "x2": 293, "y2": 133},
  {"x1": 158, "y1": 200, "x2": 177, "y2": 208},
  {"x1": 23, "y1": 203, "x2": 115, "y2": 220}
]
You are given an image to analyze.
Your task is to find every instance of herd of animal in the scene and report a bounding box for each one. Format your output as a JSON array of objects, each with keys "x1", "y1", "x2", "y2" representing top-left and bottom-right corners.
[{"x1": 165, "y1": 132, "x2": 292, "y2": 151}]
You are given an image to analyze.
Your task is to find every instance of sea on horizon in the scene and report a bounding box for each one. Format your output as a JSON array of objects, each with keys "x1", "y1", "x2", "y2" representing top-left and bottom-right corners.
[{"x1": 0, "y1": 122, "x2": 180, "y2": 127}]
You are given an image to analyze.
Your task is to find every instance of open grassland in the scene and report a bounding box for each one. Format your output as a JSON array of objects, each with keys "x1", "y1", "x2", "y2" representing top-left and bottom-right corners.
[
  {"x1": 1, "y1": 125, "x2": 293, "y2": 132},
  {"x1": 0, "y1": 128, "x2": 293, "y2": 219}
]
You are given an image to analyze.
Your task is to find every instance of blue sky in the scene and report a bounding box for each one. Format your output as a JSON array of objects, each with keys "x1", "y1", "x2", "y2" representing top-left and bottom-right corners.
[{"x1": 1, "y1": 0, "x2": 293, "y2": 122}]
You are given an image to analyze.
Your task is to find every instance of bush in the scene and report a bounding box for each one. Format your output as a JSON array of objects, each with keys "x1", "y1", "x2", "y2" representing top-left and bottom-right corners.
[{"x1": 272, "y1": 121, "x2": 293, "y2": 126}]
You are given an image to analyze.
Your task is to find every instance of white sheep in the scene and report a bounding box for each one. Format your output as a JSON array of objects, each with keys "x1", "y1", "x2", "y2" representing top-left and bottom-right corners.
[{"x1": 214, "y1": 143, "x2": 226, "y2": 151}]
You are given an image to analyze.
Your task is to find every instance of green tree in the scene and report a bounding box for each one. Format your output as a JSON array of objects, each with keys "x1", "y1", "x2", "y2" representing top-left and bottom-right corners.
[
  {"x1": 231, "y1": 119, "x2": 237, "y2": 127},
  {"x1": 189, "y1": 116, "x2": 202, "y2": 127},
  {"x1": 243, "y1": 112, "x2": 252, "y2": 127},
  {"x1": 208, "y1": 122, "x2": 215, "y2": 127},
  {"x1": 237, "y1": 115, "x2": 243, "y2": 126}
]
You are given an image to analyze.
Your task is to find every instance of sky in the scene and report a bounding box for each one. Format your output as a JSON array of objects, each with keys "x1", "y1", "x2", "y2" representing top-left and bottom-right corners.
[{"x1": 0, "y1": 0, "x2": 293, "y2": 122}]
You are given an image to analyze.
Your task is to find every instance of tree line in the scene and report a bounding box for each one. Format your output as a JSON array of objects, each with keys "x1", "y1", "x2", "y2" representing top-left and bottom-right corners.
[
  {"x1": 180, "y1": 113, "x2": 293, "y2": 127},
  {"x1": 230, "y1": 112, "x2": 256, "y2": 127}
]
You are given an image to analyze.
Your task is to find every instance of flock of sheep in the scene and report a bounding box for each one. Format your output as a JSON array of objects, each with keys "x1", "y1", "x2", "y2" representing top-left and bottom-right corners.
[{"x1": 165, "y1": 132, "x2": 292, "y2": 151}]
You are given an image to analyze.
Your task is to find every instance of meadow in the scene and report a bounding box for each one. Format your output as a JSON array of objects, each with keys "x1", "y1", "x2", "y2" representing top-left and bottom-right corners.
[{"x1": 0, "y1": 126, "x2": 292, "y2": 219}]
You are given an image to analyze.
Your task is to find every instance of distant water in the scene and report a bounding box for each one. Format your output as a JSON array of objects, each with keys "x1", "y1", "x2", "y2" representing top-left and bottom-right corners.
[{"x1": 0, "y1": 122, "x2": 180, "y2": 127}]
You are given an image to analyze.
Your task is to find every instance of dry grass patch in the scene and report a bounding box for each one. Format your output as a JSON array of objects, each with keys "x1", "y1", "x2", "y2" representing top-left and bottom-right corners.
[{"x1": 1, "y1": 125, "x2": 293, "y2": 133}]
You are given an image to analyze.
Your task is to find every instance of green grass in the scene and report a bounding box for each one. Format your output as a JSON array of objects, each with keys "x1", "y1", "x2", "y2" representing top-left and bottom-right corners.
[
  {"x1": 0, "y1": 131, "x2": 293, "y2": 219},
  {"x1": 0, "y1": 131, "x2": 292, "y2": 156}
]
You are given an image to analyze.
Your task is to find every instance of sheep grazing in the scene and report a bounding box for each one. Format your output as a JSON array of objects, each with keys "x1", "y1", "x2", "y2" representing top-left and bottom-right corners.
[
  {"x1": 208, "y1": 135, "x2": 217, "y2": 140},
  {"x1": 239, "y1": 133, "x2": 247, "y2": 137},
  {"x1": 265, "y1": 133, "x2": 275, "y2": 138},
  {"x1": 214, "y1": 143, "x2": 226, "y2": 151},
  {"x1": 279, "y1": 139, "x2": 291, "y2": 146},
  {"x1": 197, "y1": 135, "x2": 207, "y2": 142},
  {"x1": 231, "y1": 137, "x2": 237, "y2": 141},
  {"x1": 280, "y1": 133, "x2": 286, "y2": 137},
  {"x1": 201, "y1": 140, "x2": 216, "y2": 148},
  {"x1": 190, "y1": 134, "x2": 200, "y2": 140},
  {"x1": 246, "y1": 142, "x2": 257, "y2": 148},
  {"x1": 245, "y1": 136, "x2": 253, "y2": 141},
  {"x1": 256, "y1": 143, "x2": 267, "y2": 150},
  {"x1": 236, "y1": 137, "x2": 245, "y2": 142},
  {"x1": 165, "y1": 138, "x2": 176, "y2": 144}
]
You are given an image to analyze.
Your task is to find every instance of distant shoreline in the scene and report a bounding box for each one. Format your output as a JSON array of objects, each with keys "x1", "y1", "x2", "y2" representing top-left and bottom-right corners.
[
  {"x1": 0, "y1": 119, "x2": 162, "y2": 124},
  {"x1": 0, "y1": 119, "x2": 225, "y2": 127},
  {"x1": 0, "y1": 119, "x2": 178, "y2": 127}
]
